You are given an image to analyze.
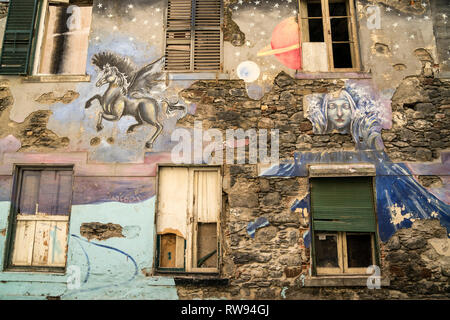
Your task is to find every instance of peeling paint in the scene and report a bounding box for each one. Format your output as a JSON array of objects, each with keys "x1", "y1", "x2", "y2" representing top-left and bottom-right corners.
[
  {"x1": 80, "y1": 222, "x2": 125, "y2": 241},
  {"x1": 389, "y1": 203, "x2": 412, "y2": 226},
  {"x1": 35, "y1": 90, "x2": 80, "y2": 105}
]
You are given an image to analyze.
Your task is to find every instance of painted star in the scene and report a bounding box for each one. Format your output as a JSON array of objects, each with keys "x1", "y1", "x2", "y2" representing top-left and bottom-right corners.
[
  {"x1": 274, "y1": 3, "x2": 279, "y2": 8},
  {"x1": 128, "y1": 4, "x2": 134, "y2": 9},
  {"x1": 97, "y1": 3, "x2": 103, "y2": 9}
]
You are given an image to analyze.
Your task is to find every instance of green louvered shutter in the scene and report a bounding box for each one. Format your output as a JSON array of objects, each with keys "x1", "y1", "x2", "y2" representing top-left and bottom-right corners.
[
  {"x1": 0, "y1": 0, "x2": 39, "y2": 75},
  {"x1": 311, "y1": 177, "x2": 376, "y2": 233}
]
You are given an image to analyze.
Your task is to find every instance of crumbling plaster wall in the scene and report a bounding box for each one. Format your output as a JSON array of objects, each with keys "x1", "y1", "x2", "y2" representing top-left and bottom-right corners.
[
  {"x1": 357, "y1": 0, "x2": 438, "y2": 90},
  {"x1": 175, "y1": 72, "x2": 449, "y2": 299}
]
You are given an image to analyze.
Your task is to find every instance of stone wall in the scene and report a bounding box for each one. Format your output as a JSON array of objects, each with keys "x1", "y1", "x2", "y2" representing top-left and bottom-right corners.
[
  {"x1": 386, "y1": 76, "x2": 450, "y2": 162},
  {"x1": 175, "y1": 72, "x2": 450, "y2": 300}
]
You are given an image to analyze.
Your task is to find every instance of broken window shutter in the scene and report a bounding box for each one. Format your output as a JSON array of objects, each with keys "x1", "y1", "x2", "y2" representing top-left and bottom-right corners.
[
  {"x1": 165, "y1": 0, "x2": 193, "y2": 71},
  {"x1": 193, "y1": 0, "x2": 221, "y2": 71},
  {"x1": 311, "y1": 177, "x2": 377, "y2": 233},
  {"x1": 0, "y1": 0, "x2": 39, "y2": 75},
  {"x1": 194, "y1": 170, "x2": 219, "y2": 223}
]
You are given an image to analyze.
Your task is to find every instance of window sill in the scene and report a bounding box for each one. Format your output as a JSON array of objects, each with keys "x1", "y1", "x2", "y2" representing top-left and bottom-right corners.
[
  {"x1": 295, "y1": 71, "x2": 371, "y2": 80},
  {"x1": 155, "y1": 271, "x2": 228, "y2": 285},
  {"x1": 303, "y1": 275, "x2": 390, "y2": 287},
  {"x1": 0, "y1": 270, "x2": 68, "y2": 283},
  {"x1": 165, "y1": 72, "x2": 229, "y2": 81},
  {"x1": 22, "y1": 74, "x2": 91, "y2": 83}
]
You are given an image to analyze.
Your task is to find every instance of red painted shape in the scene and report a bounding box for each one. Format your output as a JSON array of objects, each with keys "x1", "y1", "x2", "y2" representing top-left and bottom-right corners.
[{"x1": 270, "y1": 17, "x2": 302, "y2": 70}]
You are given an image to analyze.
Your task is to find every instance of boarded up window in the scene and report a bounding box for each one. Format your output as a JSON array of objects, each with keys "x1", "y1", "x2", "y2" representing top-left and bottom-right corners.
[
  {"x1": 38, "y1": 0, "x2": 93, "y2": 75},
  {"x1": 310, "y1": 177, "x2": 377, "y2": 275},
  {"x1": 9, "y1": 167, "x2": 73, "y2": 270},
  {"x1": 164, "y1": 0, "x2": 222, "y2": 72},
  {"x1": 156, "y1": 166, "x2": 221, "y2": 273}
]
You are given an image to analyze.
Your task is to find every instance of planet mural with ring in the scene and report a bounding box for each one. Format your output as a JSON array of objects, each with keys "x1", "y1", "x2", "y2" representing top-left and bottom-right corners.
[{"x1": 257, "y1": 16, "x2": 302, "y2": 70}]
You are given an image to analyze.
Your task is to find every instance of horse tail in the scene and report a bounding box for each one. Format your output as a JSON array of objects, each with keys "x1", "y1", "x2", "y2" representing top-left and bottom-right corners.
[{"x1": 162, "y1": 98, "x2": 186, "y2": 117}]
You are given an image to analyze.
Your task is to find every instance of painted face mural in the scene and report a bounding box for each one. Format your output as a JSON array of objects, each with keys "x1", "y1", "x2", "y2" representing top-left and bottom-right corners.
[
  {"x1": 305, "y1": 86, "x2": 384, "y2": 151},
  {"x1": 325, "y1": 91, "x2": 354, "y2": 134}
]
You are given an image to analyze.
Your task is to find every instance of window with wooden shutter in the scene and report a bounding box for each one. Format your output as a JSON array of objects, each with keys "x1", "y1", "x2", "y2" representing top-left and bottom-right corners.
[
  {"x1": 156, "y1": 166, "x2": 221, "y2": 273},
  {"x1": 310, "y1": 177, "x2": 379, "y2": 275},
  {"x1": 164, "y1": 0, "x2": 222, "y2": 72},
  {"x1": 8, "y1": 166, "x2": 73, "y2": 272},
  {"x1": 0, "y1": 0, "x2": 39, "y2": 75}
]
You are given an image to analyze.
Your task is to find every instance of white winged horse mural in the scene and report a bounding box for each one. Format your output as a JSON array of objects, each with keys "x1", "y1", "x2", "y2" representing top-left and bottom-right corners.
[{"x1": 85, "y1": 52, "x2": 185, "y2": 149}]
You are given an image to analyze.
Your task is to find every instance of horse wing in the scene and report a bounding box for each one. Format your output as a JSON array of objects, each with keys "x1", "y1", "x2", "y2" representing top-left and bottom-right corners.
[{"x1": 127, "y1": 56, "x2": 165, "y2": 95}]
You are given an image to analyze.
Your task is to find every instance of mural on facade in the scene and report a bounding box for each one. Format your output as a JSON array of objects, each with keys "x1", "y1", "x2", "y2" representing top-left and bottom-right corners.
[
  {"x1": 86, "y1": 52, "x2": 186, "y2": 149},
  {"x1": 304, "y1": 81, "x2": 388, "y2": 151},
  {"x1": 261, "y1": 80, "x2": 450, "y2": 244},
  {"x1": 256, "y1": 16, "x2": 301, "y2": 70},
  {"x1": 227, "y1": 0, "x2": 299, "y2": 99}
]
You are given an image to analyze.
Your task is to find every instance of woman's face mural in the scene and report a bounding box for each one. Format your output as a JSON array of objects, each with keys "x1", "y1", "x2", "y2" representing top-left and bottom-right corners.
[
  {"x1": 326, "y1": 93, "x2": 353, "y2": 133},
  {"x1": 305, "y1": 84, "x2": 385, "y2": 151}
]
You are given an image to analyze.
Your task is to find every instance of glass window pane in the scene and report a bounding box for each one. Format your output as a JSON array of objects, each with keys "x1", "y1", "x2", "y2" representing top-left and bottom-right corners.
[
  {"x1": 307, "y1": 3, "x2": 322, "y2": 17},
  {"x1": 329, "y1": 1, "x2": 347, "y2": 16},
  {"x1": 19, "y1": 170, "x2": 41, "y2": 215},
  {"x1": 346, "y1": 233, "x2": 373, "y2": 268},
  {"x1": 332, "y1": 43, "x2": 353, "y2": 68},
  {"x1": 308, "y1": 19, "x2": 324, "y2": 42},
  {"x1": 330, "y1": 18, "x2": 350, "y2": 41},
  {"x1": 196, "y1": 223, "x2": 217, "y2": 268},
  {"x1": 314, "y1": 232, "x2": 339, "y2": 268}
]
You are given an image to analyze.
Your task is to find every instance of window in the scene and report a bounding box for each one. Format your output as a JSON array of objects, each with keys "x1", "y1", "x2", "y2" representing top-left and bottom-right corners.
[
  {"x1": 0, "y1": 0, "x2": 92, "y2": 75},
  {"x1": 6, "y1": 166, "x2": 73, "y2": 272},
  {"x1": 298, "y1": 0, "x2": 360, "y2": 72},
  {"x1": 156, "y1": 166, "x2": 221, "y2": 273},
  {"x1": 164, "y1": 0, "x2": 222, "y2": 72},
  {"x1": 310, "y1": 177, "x2": 379, "y2": 275}
]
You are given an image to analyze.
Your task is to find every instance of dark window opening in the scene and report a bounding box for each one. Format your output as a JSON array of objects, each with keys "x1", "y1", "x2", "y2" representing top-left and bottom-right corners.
[
  {"x1": 307, "y1": 3, "x2": 324, "y2": 42},
  {"x1": 346, "y1": 233, "x2": 372, "y2": 268},
  {"x1": 314, "y1": 232, "x2": 339, "y2": 268}
]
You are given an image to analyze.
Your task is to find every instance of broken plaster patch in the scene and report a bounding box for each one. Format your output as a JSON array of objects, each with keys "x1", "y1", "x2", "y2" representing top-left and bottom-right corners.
[
  {"x1": 428, "y1": 238, "x2": 450, "y2": 257},
  {"x1": 389, "y1": 203, "x2": 413, "y2": 225},
  {"x1": 80, "y1": 222, "x2": 124, "y2": 241}
]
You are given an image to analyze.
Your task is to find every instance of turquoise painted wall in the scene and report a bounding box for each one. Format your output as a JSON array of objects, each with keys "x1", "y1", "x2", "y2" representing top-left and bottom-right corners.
[{"x1": 0, "y1": 197, "x2": 179, "y2": 300}]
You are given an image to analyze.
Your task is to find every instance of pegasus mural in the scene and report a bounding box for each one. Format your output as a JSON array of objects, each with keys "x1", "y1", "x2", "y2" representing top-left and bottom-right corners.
[{"x1": 85, "y1": 52, "x2": 185, "y2": 149}]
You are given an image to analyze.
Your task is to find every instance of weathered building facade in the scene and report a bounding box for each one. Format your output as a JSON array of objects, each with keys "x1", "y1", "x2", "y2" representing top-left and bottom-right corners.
[{"x1": 0, "y1": 0, "x2": 448, "y2": 300}]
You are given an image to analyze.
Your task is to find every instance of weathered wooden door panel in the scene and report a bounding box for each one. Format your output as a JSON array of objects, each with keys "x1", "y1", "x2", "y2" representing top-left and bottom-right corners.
[{"x1": 11, "y1": 220, "x2": 35, "y2": 266}]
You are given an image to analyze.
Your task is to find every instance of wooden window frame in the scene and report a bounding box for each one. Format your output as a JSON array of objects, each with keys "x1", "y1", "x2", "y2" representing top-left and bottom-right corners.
[
  {"x1": 315, "y1": 231, "x2": 376, "y2": 275},
  {"x1": 310, "y1": 175, "x2": 381, "y2": 276},
  {"x1": 155, "y1": 165, "x2": 222, "y2": 275},
  {"x1": 4, "y1": 165, "x2": 74, "y2": 273},
  {"x1": 30, "y1": 0, "x2": 93, "y2": 76},
  {"x1": 298, "y1": 0, "x2": 361, "y2": 72},
  {"x1": 163, "y1": 0, "x2": 223, "y2": 73}
]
